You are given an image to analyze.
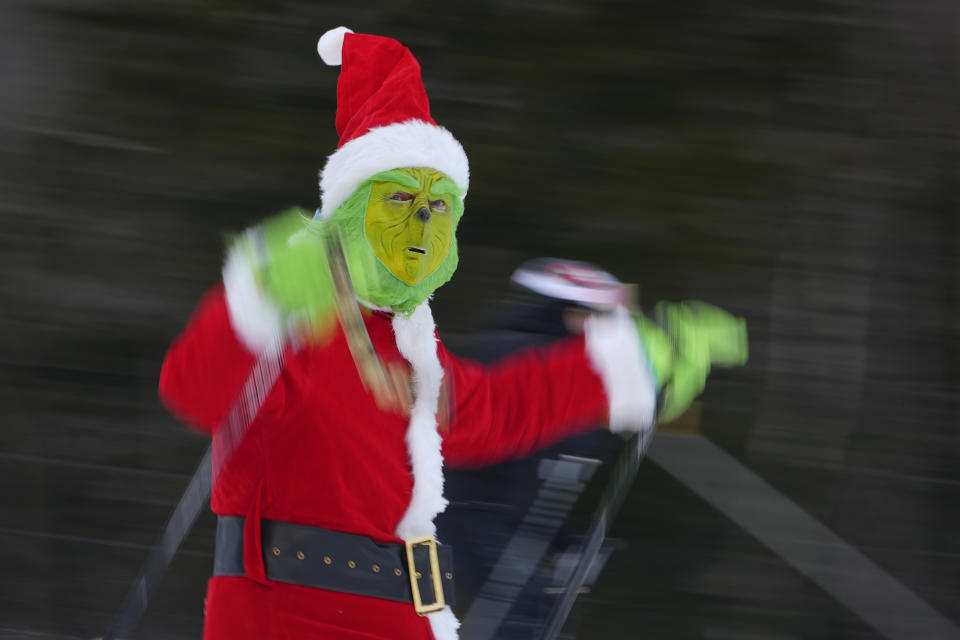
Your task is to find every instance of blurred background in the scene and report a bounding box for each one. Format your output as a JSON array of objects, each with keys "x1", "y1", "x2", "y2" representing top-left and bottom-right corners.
[{"x1": 1, "y1": 0, "x2": 957, "y2": 638}]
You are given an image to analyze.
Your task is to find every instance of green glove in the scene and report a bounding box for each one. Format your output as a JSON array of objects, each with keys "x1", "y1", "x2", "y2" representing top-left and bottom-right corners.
[
  {"x1": 634, "y1": 301, "x2": 748, "y2": 423},
  {"x1": 231, "y1": 207, "x2": 337, "y2": 339}
]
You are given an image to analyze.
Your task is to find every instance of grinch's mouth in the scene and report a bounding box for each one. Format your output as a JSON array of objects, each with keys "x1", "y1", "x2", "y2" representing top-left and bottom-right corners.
[{"x1": 407, "y1": 246, "x2": 426, "y2": 255}]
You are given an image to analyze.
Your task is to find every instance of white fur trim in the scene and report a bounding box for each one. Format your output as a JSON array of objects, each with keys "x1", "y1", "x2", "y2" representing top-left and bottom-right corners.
[
  {"x1": 319, "y1": 119, "x2": 469, "y2": 218},
  {"x1": 222, "y1": 248, "x2": 284, "y2": 353},
  {"x1": 584, "y1": 308, "x2": 657, "y2": 432},
  {"x1": 316, "y1": 26, "x2": 353, "y2": 66},
  {"x1": 426, "y1": 606, "x2": 460, "y2": 640},
  {"x1": 391, "y1": 302, "x2": 459, "y2": 640},
  {"x1": 392, "y1": 302, "x2": 447, "y2": 539}
]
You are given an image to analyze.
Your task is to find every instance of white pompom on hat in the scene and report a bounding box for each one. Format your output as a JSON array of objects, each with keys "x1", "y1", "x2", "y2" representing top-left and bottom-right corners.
[{"x1": 316, "y1": 26, "x2": 352, "y2": 65}]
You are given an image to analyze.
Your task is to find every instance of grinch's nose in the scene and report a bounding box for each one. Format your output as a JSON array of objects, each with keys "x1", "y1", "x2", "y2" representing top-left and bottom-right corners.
[{"x1": 416, "y1": 207, "x2": 431, "y2": 223}]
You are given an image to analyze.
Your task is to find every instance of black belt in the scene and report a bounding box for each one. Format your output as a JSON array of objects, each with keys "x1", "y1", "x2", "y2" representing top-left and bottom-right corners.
[{"x1": 214, "y1": 516, "x2": 455, "y2": 614}]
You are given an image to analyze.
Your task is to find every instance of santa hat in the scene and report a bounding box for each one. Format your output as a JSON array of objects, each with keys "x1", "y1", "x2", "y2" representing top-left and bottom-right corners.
[{"x1": 315, "y1": 27, "x2": 470, "y2": 218}]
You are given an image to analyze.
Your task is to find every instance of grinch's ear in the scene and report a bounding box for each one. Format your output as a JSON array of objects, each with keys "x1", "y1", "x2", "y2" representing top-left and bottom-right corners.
[{"x1": 317, "y1": 26, "x2": 353, "y2": 66}]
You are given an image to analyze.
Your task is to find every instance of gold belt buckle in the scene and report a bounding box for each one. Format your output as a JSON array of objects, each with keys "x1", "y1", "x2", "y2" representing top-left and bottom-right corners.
[{"x1": 404, "y1": 535, "x2": 445, "y2": 615}]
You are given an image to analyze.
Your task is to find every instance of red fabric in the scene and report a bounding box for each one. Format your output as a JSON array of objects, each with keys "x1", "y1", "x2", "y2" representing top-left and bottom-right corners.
[
  {"x1": 159, "y1": 287, "x2": 611, "y2": 640},
  {"x1": 336, "y1": 33, "x2": 435, "y2": 148},
  {"x1": 243, "y1": 483, "x2": 269, "y2": 586},
  {"x1": 159, "y1": 285, "x2": 258, "y2": 432},
  {"x1": 439, "y1": 340, "x2": 609, "y2": 467}
]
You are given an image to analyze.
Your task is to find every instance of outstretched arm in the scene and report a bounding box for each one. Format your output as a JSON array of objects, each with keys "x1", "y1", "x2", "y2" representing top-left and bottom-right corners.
[
  {"x1": 439, "y1": 310, "x2": 657, "y2": 467},
  {"x1": 439, "y1": 303, "x2": 748, "y2": 467}
]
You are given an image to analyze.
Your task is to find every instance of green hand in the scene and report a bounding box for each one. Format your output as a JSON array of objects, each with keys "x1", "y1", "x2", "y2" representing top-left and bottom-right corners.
[
  {"x1": 232, "y1": 207, "x2": 337, "y2": 339},
  {"x1": 633, "y1": 301, "x2": 748, "y2": 423}
]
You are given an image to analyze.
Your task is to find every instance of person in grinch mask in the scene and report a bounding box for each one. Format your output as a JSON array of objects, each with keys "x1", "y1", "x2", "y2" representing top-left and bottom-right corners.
[{"x1": 158, "y1": 27, "x2": 747, "y2": 640}]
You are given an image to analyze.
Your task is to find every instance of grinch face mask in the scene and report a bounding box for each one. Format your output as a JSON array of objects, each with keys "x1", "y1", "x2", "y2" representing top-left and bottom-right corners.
[
  {"x1": 365, "y1": 168, "x2": 458, "y2": 285},
  {"x1": 325, "y1": 168, "x2": 466, "y2": 315}
]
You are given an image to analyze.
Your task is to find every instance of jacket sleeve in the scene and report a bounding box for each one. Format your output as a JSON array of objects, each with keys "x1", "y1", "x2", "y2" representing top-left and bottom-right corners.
[
  {"x1": 159, "y1": 285, "x2": 263, "y2": 433},
  {"x1": 439, "y1": 309, "x2": 657, "y2": 467},
  {"x1": 439, "y1": 336, "x2": 605, "y2": 467},
  {"x1": 160, "y1": 249, "x2": 287, "y2": 433}
]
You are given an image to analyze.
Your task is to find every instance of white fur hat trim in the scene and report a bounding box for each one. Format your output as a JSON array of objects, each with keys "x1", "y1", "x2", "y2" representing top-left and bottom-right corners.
[{"x1": 318, "y1": 119, "x2": 469, "y2": 218}]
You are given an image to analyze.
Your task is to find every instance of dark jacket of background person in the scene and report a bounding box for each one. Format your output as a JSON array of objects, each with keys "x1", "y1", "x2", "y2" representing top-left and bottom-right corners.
[{"x1": 439, "y1": 295, "x2": 625, "y2": 639}]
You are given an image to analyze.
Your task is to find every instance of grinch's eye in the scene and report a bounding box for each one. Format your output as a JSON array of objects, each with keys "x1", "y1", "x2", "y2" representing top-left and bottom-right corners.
[
  {"x1": 430, "y1": 199, "x2": 447, "y2": 212},
  {"x1": 389, "y1": 192, "x2": 414, "y2": 202}
]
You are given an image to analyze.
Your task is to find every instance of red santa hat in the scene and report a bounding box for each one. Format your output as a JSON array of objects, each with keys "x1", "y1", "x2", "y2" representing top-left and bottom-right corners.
[{"x1": 315, "y1": 27, "x2": 470, "y2": 218}]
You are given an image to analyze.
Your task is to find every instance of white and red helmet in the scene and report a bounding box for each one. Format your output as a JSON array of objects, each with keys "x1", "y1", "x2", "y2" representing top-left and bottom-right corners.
[{"x1": 511, "y1": 258, "x2": 630, "y2": 309}]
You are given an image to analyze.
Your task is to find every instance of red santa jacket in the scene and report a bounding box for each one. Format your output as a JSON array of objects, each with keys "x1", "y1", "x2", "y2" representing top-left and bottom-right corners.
[{"x1": 159, "y1": 270, "x2": 655, "y2": 640}]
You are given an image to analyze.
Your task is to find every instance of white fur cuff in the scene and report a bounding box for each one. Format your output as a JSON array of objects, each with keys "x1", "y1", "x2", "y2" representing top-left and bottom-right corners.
[
  {"x1": 584, "y1": 308, "x2": 657, "y2": 432},
  {"x1": 222, "y1": 248, "x2": 284, "y2": 353}
]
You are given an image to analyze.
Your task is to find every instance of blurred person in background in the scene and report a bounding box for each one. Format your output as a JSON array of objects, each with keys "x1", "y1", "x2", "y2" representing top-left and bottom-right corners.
[
  {"x1": 440, "y1": 258, "x2": 637, "y2": 639},
  {"x1": 158, "y1": 27, "x2": 747, "y2": 640}
]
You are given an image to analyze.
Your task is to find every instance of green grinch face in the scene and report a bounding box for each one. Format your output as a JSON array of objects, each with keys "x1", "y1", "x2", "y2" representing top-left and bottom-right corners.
[{"x1": 365, "y1": 168, "x2": 457, "y2": 285}]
